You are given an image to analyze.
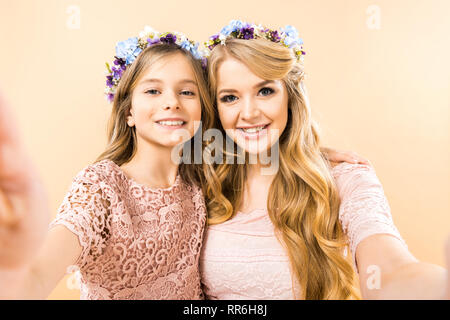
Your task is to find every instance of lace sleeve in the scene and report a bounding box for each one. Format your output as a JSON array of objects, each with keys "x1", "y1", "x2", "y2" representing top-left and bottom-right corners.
[
  {"x1": 332, "y1": 163, "x2": 408, "y2": 272},
  {"x1": 48, "y1": 167, "x2": 111, "y2": 270}
]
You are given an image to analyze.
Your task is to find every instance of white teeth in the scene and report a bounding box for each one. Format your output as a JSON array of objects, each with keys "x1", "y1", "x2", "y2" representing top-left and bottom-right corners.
[
  {"x1": 157, "y1": 121, "x2": 184, "y2": 126},
  {"x1": 240, "y1": 125, "x2": 266, "y2": 133}
]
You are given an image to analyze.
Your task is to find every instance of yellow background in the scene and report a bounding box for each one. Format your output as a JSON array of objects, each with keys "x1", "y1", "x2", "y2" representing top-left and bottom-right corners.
[{"x1": 0, "y1": 0, "x2": 448, "y2": 299}]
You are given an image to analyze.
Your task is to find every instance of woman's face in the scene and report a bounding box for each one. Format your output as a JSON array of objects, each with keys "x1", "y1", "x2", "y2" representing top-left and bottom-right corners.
[
  {"x1": 128, "y1": 52, "x2": 202, "y2": 149},
  {"x1": 216, "y1": 57, "x2": 288, "y2": 155}
]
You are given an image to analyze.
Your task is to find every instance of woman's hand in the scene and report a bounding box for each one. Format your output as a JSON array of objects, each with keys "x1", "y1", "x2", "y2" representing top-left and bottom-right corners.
[
  {"x1": 0, "y1": 90, "x2": 49, "y2": 268},
  {"x1": 321, "y1": 147, "x2": 371, "y2": 166}
]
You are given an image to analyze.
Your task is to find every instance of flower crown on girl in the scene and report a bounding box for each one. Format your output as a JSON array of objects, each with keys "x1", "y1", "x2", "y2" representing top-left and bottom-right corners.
[
  {"x1": 204, "y1": 20, "x2": 306, "y2": 62},
  {"x1": 105, "y1": 26, "x2": 208, "y2": 103}
]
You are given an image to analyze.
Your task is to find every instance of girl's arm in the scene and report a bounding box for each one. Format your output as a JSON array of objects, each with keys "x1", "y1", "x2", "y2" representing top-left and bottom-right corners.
[
  {"x1": 0, "y1": 224, "x2": 82, "y2": 299},
  {"x1": 356, "y1": 233, "x2": 448, "y2": 299},
  {"x1": 0, "y1": 90, "x2": 50, "y2": 268}
]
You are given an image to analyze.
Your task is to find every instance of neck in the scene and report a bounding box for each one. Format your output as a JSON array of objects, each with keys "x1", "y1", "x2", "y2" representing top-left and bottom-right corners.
[
  {"x1": 238, "y1": 161, "x2": 276, "y2": 213},
  {"x1": 247, "y1": 162, "x2": 276, "y2": 185},
  {"x1": 121, "y1": 137, "x2": 179, "y2": 189}
]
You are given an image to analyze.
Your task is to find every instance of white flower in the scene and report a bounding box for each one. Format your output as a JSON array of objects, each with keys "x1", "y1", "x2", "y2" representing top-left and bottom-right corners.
[
  {"x1": 219, "y1": 34, "x2": 227, "y2": 45},
  {"x1": 139, "y1": 25, "x2": 158, "y2": 39}
]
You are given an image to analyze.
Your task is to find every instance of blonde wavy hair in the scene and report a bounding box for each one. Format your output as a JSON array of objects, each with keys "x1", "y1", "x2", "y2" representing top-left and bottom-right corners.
[
  {"x1": 96, "y1": 44, "x2": 215, "y2": 186},
  {"x1": 204, "y1": 38, "x2": 360, "y2": 299}
]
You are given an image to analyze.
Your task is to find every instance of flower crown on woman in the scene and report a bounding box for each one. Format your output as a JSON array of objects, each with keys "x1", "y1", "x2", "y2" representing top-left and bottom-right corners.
[
  {"x1": 204, "y1": 20, "x2": 306, "y2": 61},
  {"x1": 104, "y1": 26, "x2": 207, "y2": 102}
]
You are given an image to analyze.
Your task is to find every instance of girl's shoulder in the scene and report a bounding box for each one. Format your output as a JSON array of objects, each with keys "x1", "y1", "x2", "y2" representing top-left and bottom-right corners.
[{"x1": 72, "y1": 159, "x2": 125, "y2": 188}]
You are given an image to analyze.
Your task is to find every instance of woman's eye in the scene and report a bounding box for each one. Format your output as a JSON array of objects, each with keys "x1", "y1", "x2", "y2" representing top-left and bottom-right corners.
[
  {"x1": 145, "y1": 89, "x2": 160, "y2": 95},
  {"x1": 259, "y1": 87, "x2": 275, "y2": 96},
  {"x1": 181, "y1": 90, "x2": 195, "y2": 96},
  {"x1": 220, "y1": 95, "x2": 238, "y2": 103}
]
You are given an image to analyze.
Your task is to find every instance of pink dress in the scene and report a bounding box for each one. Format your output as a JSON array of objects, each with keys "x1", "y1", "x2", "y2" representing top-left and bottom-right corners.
[
  {"x1": 49, "y1": 159, "x2": 207, "y2": 300},
  {"x1": 199, "y1": 163, "x2": 408, "y2": 299}
]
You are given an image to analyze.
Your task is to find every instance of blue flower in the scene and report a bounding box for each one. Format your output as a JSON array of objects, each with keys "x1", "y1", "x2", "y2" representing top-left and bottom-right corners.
[
  {"x1": 281, "y1": 25, "x2": 304, "y2": 48},
  {"x1": 115, "y1": 37, "x2": 142, "y2": 65},
  {"x1": 283, "y1": 36, "x2": 297, "y2": 48},
  {"x1": 282, "y1": 25, "x2": 299, "y2": 39},
  {"x1": 180, "y1": 40, "x2": 201, "y2": 59},
  {"x1": 225, "y1": 20, "x2": 246, "y2": 34},
  {"x1": 220, "y1": 24, "x2": 235, "y2": 36}
]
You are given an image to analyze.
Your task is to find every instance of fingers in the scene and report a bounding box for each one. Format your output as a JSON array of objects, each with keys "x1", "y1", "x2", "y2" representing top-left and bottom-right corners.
[
  {"x1": 0, "y1": 90, "x2": 28, "y2": 181},
  {"x1": 0, "y1": 90, "x2": 21, "y2": 146},
  {"x1": 0, "y1": 188, "x2": 19, "y2": 227},
  {"x1": 346, "y1": 151, "x2": 371, "y2": 166},
  {"x1": 323, "y1": 147, "x2": 371, "y2": 166}
]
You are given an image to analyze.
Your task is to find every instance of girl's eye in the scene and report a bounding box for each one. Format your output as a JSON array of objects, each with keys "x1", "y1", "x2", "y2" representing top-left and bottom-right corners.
[
  {"x1": 145, "y1": 89, "x2": 160, "y2": 95},
  {"x1": 181, "y1": 90, "x2": 195, "y2": 96},
  {"x1": 258, "y1": 87, "x2": 275, "y2": 96},
  {"x1": 220, "y1": 95, "x2": 238, "y2": 103}
]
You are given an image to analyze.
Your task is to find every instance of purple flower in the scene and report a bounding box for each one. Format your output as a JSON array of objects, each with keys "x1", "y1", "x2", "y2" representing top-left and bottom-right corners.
[
  {"x1": 106, "y1": 75, "x2": 114, "y2": 88},
  {"x1": 147, "y1": 38, "x2": 160, "y2": 46},
  {"x1": 114, "y1": 57, "x2": 126, "y2": 70},
  {"x1": 160, "y1": 33, "x2": 177, "y2": 44},
  {"x1": 112, "y1": 66, "x2": 123, "y2": 79},
  {"x1": 201, "y1": 57, "x2": 208, "y2": 69},
  {"x1": 207, "y1": 34, "x2": 220, "y2": 50},
  {"x1": 270, "y1": 30, "x2": 281, "y2": 43},
  {"x1": 239, "y1": 27, "x2": 254, "y2": 40},
  {"x1": 107, "y1": 93, "x2": 114, "y2": 103}
]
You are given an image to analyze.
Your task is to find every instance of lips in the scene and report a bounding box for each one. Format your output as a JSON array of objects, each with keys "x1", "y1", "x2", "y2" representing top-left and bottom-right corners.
[
  {"x1": 236, "y1": 123, "x2": 270, "y2": 139},
  {"x1": 155, "y1": 118, "x2": 187, "y2": 129}
]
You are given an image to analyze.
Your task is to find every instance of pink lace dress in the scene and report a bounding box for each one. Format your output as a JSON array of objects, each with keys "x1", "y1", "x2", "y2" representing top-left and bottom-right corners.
[
  {"x1": 199, "y1": 163, "x2": 408, "y2": 299},
  {"x1": 49, "y1": 159, "x2": 207, "y2": 300}
]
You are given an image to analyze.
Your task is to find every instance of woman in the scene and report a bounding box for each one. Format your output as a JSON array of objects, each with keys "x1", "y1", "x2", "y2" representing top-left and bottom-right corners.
[{"x1": 199, "y1": 21, "x2": 449, "y2": 299}]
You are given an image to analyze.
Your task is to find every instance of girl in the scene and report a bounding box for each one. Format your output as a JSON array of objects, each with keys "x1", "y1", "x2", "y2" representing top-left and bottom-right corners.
[
  {"x1": 0, "y1": 26, "x2": 215, "y2": 299},
  {"x1": 199, "y1": 21, "x2": 449, "y2": 300}
]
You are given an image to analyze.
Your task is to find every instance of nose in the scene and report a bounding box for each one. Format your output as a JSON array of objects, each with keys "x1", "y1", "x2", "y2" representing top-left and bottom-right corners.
[
  {"x1": 240, "y1": 96, "x2": 260, "y2": 120},
  {"x1": 162, "y1": 92, "x2": 180, "y2": 110}
]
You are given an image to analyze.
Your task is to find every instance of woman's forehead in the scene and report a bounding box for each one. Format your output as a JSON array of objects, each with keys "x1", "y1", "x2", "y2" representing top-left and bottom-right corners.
[{"x1": 216, "y1": 57, "x2": 283, "y2": 90}]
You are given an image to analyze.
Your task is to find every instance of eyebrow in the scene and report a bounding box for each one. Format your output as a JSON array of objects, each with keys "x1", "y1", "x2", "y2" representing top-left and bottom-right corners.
[
  {"x1": 138, "y1": 78, "x2": 198, "y2": 86},
  {"x1": 217, "y1": 80, "x2": 276, "y2": 95}
]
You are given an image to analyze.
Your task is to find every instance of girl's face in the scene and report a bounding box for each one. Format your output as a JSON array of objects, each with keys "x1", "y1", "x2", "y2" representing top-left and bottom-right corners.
[
  {"x1": 128, "y1": 52, "x2": 202, "y2": 149},
  {"x1": 216, "y1": 57, "x2": 288, "y2": 155}
]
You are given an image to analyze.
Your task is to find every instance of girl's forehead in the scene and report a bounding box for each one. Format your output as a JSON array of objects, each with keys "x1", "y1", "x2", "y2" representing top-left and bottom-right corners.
[{"x1": 139, "y1": 54, "x2": 197, "y2": 83}]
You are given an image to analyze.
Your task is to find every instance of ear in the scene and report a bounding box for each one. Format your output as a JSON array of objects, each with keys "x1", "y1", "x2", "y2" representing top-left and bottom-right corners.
[{"x1": 126, "y1": 108, "x2": 135, "y2": 127}]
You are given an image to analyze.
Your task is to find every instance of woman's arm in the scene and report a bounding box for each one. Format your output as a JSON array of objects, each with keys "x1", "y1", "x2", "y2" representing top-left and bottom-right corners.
[
  {"x1": 0, "y1": 224, "x2": 82, "y2": 299},
  {"x1": 356, "y1": 233, "x2": 448, "y2": 299},
  {"x1": 332, "y1": 162, "x2": 448, "y2": 299},
  {"x1": 0, "y1": 91, "x2": 50, "y2": 268}
]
